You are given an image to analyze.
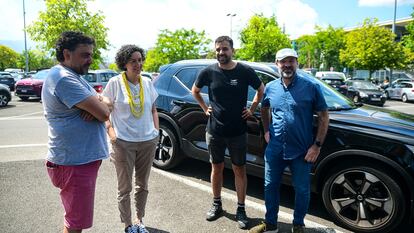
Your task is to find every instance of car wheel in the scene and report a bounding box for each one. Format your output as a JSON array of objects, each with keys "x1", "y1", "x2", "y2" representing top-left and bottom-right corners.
[
  {"x1": 153, "y1": 123, "x2": 183, "y2": 170},
  {"x1": 385, "y1": 91, "x2": 390, "y2": 99},
  {"x1": 19, "y1": 96, "x2": 29, "y2": 101},
  {"x1": 401, "y1": 94, "x2": 408, "y2": 103},
  {"x1": 353, "y1": 95, "x2": 360, "y2": 103},
  {"x1": 0, "y1": 92, "x2": 9, "y2": 107},
  {"x1": 322, "y1": 165, "x2": 405, "y2": 233}
]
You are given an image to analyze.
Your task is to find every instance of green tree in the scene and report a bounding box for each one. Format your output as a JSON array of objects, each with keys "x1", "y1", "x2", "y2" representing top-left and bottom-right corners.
[
  {"x1": 18, "y1": 50, "x2": 56, "y2": 71},
  {"x1": 403, "y1": 6, "x2": 414, "y2": 51},
  {"x1": 296, "y1": 35, "x2": 320, "y2": 68},
  {"x1": 143, "y1": 29, "x2": 211, "y2": 72},
  {"x1": 237, "y1": 14, "x2": 291, "y2": 62},
  {"x1": 27, "y1": 0, "x2": 109, "y2": 69},
  {"x1": 340, "y1": 18, "x2": 408, "y2": 77},
  {"x1": 315, "y1": 26, "x2": 345, "y2": 71},
  {"x1": 0, "y1": 45, "x2": 20, "y2": 70},
  {"x1": 296, "y1": 26, "x2": 345, "y2": 70}
]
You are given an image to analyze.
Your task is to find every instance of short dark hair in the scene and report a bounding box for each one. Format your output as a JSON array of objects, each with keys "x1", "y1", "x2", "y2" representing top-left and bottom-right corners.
[
  {"x1": 115, "y1": 45, "x2": 146, "y2": 71},
  {"x1": 215, "y1": 36, "x2": 233, "y2": 48},
  {"x1": 55, "y1": 31, "x2": 95, "y2": 62}
]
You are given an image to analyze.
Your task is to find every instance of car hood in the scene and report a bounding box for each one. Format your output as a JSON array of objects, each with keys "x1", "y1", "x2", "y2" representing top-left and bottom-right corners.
[
  {"x1": 357, "y1": 89, "x2": 383, "y2": 95},
  {"x1": 330, "y1": 106, "x2": 414, "y2": 144},
  {"x1": 16, "y1": 78, "x2": 43, "y2": 85}
]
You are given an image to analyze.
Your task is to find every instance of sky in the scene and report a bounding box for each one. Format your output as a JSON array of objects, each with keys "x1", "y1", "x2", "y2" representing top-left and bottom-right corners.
[{"x1": 0, "y1": 0, "x2": 413, "y2": 62}]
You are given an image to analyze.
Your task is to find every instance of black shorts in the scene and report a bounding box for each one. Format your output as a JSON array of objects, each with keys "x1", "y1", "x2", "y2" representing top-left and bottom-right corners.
[{"x1": 206, "y1": 132, "x2": 247, "y2": 166}]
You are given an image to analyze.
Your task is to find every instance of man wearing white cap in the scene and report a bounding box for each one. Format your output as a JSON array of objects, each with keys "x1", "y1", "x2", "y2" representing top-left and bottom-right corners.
[{"x1": 249, "y1": 48, "x2": 329, "y2": 233}]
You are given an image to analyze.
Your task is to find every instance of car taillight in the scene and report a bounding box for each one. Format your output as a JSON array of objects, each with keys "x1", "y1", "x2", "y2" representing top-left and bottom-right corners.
[{"x1": 94, "y1": 85, "x2": 103, "y2": 93}]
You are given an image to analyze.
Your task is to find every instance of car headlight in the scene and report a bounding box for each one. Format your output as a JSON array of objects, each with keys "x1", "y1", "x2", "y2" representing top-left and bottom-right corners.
[
  {"x1": 382, "y1": 93, "x2": 387, "y2": 97},
  {"x1": 359, "y1": 92, "x2": 368, "y2": 97}
]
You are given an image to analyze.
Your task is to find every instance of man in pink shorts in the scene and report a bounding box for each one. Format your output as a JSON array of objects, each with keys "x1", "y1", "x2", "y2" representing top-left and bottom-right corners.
[{"x1": 42, "y1": 31, "x2": 112, "y2": 233}]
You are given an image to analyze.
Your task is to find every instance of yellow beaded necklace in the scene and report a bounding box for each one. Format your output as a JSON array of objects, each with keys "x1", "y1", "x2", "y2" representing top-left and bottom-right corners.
[{"x1": 122, "y1": 72, "x2": 144, "y2": 118}]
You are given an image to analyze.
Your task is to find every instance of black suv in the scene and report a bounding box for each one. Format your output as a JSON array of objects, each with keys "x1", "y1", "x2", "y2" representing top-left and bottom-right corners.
[{"x1": 153, "y1": 59, "x2": 414, "y2": 233}]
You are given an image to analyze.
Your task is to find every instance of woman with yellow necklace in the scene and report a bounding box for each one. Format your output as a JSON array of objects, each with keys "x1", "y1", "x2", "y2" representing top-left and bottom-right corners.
[{"x1": 102, "y1": 45, "x2": 159, "y2": 233}]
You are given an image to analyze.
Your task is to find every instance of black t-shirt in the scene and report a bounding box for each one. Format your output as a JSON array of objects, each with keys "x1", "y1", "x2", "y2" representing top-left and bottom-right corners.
[{"x1": 195, "y1": 62, "x2": 262, "y2": 137}]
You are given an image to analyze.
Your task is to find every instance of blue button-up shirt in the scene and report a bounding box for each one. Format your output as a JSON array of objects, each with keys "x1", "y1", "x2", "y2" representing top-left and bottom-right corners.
[{"x1": 262, "y1": 73, "x2": 327, "y2": 160}]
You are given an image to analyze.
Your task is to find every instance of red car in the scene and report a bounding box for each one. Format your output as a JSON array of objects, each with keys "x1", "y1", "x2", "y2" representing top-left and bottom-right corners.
[{"x1": 15, "y1": 69, "x2": 49, "y2": 101}]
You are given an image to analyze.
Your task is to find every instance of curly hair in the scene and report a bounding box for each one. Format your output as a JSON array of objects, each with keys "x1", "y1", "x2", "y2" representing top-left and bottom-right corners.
[
  {"x1": 115, "y1": 45, "x2": 146, "y2": 71},
  {"x1": 55, "y1": 31, "x2": 95, "y2": 62},
  {"x1": 215, "y1": 36, "x2": 233, "y2": 48}
]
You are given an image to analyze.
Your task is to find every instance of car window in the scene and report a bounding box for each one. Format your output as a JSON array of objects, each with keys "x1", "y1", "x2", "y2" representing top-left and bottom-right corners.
[
  {"x1": 175, "y1": 67, "x2": 208, "y2": 94},
  {"x1": 248, "y1": 71, "x2": 276, "y2": 102},
  {"x1": 83, "y1": 74, "x2": 97, "y2": 82},
  {"x1": 101, "y1": 73, "x2": 116, "y2": 82}
]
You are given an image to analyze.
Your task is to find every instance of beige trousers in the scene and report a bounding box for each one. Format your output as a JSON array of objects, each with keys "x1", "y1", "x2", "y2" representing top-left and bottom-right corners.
[{"x1": 111, "y1": 137, "x2": 158, "y2": 226}]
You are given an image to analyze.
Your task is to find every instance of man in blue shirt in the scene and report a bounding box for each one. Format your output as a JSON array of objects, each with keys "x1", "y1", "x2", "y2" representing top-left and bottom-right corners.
[
  {"x1": 42, "y1": 31, "x2": 112, "y2": 233},
  {"x1": 249, "y1": 48, "x2": 329, "y2": 233}
]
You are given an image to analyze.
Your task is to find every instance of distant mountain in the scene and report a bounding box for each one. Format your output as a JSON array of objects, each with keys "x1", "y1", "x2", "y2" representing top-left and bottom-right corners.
[{"x1": 0, "y1": 40, "x2": 38, "y2": 53}]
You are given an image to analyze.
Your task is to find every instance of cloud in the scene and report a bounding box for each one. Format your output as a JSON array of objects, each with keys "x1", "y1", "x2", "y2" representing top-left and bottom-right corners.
[
  {"x1": 275, "y1": 0, "x2": 318, "y2": 39},
  {"x1": 359, "y1": 0, "x2": 414, "y2": 7}
]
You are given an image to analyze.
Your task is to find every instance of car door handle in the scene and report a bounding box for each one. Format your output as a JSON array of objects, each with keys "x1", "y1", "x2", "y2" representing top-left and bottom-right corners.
[{"x1": 172, "y1": 100, "x2": 186, "y2": 106}]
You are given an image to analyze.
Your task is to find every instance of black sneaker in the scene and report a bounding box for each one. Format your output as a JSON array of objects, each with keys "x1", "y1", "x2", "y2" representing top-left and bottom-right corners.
[
  {"x1": 206, "y1": 203, "x2": 223, "y2": 221},
  {"x1": 236, "y1": 208, "x2": 249, "y2": 229}
]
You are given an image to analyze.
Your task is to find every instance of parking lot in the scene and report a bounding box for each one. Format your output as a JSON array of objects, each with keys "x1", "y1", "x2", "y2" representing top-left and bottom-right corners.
[{"x1": 0, "y1": 96, "x2": 413, "y2": 233}]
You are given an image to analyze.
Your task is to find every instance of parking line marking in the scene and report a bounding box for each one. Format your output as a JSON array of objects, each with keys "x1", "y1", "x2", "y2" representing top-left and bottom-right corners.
[
  {"x1": 0, "y1": 111, "x2": 44, "y2": 120},
  {"x1": 0, "y1": 144, "x2": 47, "y2": 149},
  {"x1": 152, "y1": 167, "x2": 343, "y2": 232}
]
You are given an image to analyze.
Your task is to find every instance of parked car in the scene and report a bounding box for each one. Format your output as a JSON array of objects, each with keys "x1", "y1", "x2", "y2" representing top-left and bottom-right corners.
[
  {"x1": 320, "y1": 76, "x2": 346, "y2": 94},
  {"x1": 153, "y1": 59, "x2": 414, "y2": 233},
  {"x1": 385, "y1": 81, "x2": 414, "y2": 102},
  {"x1": 343, "y1": 80, "x2": 386, "y2": 106},
  {"x1": 82, "y1": 69, "x2": 118, "y2": 93},
  {"x1": 14, "y1": 69, "x2": 49, "y2": 101},
  {"x1": 315, "y1": 71, "x2": 347, "y2": 81},
  {"x1": 0, "y1": 71, "x2": 16, "y2": 91},
  {"x1": 0, "y1": 83, "x2": 12, "y2": 107}
]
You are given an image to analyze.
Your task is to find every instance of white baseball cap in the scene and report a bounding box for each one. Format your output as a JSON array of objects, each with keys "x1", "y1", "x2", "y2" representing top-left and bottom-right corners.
[{"x1": 276, "y1": 48, "x2": 298, "y2": 61}]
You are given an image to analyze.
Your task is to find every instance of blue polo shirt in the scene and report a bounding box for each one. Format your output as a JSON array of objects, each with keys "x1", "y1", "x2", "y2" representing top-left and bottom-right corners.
[{"x1": 262, "y1": 73, "x2": 327, "y2": 160}]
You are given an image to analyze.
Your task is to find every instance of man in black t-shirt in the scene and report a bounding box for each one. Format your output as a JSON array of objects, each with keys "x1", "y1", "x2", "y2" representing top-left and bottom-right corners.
[{"x1": 192, "y1": 36, "x2": 264, "y2": 229}]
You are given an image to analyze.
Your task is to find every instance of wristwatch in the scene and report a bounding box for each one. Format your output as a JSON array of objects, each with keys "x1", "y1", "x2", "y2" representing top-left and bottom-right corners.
[{"x1": 314, "y1": 140, "x2": 322, "y2": 147}]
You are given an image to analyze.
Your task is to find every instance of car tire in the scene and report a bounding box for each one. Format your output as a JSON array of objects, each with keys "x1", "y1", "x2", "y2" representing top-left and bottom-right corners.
[
  {"x1": 402, "y1": 94, "x2": 408, "y2": 103},
  {"x1": 0, "y1": 92, "x2": 9, "y2": 107},
  {"x1": 19, "y1": 96, "x2": 29, "y2": 101},
  {"x1": 322, "y1": 164, "x2": 405, "y2": 233},
  {"x1": 153, "y1": 123, "x2": 183, "y2": 170}
]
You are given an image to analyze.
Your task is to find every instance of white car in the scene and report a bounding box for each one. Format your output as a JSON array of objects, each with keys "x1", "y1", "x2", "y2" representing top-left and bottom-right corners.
[
  {"x1": 315, "y1": 71, "x2": 346, "y2": 81},
  {"x1": 385, "y1": 81, "x2": 414, "y2": 102}
]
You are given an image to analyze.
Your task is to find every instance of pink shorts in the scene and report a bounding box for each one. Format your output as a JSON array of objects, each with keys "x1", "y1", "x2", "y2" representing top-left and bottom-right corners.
[{"x1": 46, "y1": 160, "x2": 101, "y2": 230}]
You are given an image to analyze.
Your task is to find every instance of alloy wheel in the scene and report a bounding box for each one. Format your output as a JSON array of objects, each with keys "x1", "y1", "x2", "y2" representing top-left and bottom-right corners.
[
  {"x1": 0, "y1": 94, "x2": 8, "y2": 107},
  {"x1": 323, "y1": 167, "x2": 404, "y2": 232}
]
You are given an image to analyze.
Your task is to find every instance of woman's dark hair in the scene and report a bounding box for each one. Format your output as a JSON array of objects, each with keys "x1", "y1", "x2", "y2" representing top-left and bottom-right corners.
[
  {"x1": 115, "y1": 45, "x2": 146, "y2": 71},
  {"x1": 215, "y1": 36, "x2": 233, "y2": 48},
  {"x1": 55, "y1": 31, "x2": 95, "y2": 62}
]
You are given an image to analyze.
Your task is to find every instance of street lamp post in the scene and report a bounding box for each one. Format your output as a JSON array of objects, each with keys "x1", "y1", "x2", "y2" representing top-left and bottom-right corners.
[
  {"x1": 226, "y1": 13, "x2": 236, "y2": 38},
  {"x1": 23, "y1": 0, "x2": 29, "y2": 76}
]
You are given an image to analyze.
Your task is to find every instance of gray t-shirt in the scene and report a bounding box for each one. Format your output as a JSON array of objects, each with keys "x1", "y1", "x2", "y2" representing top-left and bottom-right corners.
[{"x1": 42, "y1": 64, "x2": 109, "y2": 165}]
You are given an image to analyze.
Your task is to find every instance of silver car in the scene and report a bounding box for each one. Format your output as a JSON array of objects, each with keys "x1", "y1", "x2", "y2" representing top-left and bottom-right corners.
[{"x1": 385, "y1": 81, "x2": 414, "y2": 102}]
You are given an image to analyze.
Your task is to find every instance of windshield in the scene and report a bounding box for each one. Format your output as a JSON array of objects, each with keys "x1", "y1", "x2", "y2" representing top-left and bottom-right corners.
[
  {"x1": 32, "y1": 70, "x2": 49, "y2": 80},
  {"x1": 352, "y1": 81, "x2": 378, "y2": 89},
  {"x1": 297, "y1": 70, "x2": 356, "y2": 110}
]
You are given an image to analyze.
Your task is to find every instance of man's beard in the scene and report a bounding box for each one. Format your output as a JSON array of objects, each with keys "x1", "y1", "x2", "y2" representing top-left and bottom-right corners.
[
  {"x1": 281, "y1": 69, "x2": 295, "y2": 79},
  {"x1": 217, "y1": 54, "x2": 231, "y2": 65}
]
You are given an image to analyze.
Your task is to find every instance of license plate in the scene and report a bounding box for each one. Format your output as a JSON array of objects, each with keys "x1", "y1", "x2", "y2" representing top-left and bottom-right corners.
[
  {"x1": 21, "y1": 89, "x2": 27, "y2": 93},
  {"x1": 371, "y1": 98, "x2": 380, "y2": 101}
]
